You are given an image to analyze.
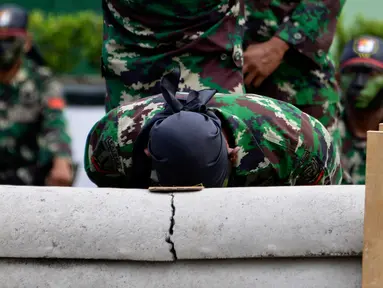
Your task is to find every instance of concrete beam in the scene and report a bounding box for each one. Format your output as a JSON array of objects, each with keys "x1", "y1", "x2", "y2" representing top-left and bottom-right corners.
[
  {"x1": 0, "y1": 185, "x2": 365, "y2": 261},
  {"x1": 0, "y1": 258, "x2": 361, "y2": 288},
  {"x1": 0, "y1": 186, "x2": 173, "y2": 261},
  {"x1": 173, "y1": 185, "x2": 364, "y2": 260}
]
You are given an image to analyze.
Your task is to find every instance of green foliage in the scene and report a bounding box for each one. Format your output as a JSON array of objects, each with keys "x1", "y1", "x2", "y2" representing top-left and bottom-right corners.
[
  {"x1": 29, "y1": 10, "x2": 102, "y2": 74},
  {"x1": 332, "y1": 13, "x2": 383, "y2": 67}
]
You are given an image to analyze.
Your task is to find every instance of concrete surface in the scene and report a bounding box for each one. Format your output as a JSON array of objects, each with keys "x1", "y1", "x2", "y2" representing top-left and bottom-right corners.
[
  {"x1": 0, "y1": 186, "x2": 172, "y2": 261},
  {"x1": 173, "y1": 185, "x2": 364, "y2": 260},
  {"x1": 0, "y1": 185, "x2": 364, "y2": 287},
  {"x1": 0, "y1": 185, "x2": 364, "y2": 262},
  {"x1": 0, "y1": 258, "x2": 361, "y2": 288}
]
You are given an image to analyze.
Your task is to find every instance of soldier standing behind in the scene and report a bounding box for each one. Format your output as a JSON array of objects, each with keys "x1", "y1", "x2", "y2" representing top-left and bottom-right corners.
[
  {"x1": 338, "y1": 35, "x2": 383, "y2": 184},
  {"x1": 102, "y1": 0, "x2": 246, "y2": 112},
  {"x1": 0, "y1": 4, "x2": 73, "y2": 186},
  {"x1": 243, "y1": 0, "x2": 346, "y2": 150}
]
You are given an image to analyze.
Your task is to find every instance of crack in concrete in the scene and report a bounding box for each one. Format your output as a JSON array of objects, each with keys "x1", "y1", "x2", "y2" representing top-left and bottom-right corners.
[{"x1": 166, "y1": 193, "x2": 178, "y2": 261}]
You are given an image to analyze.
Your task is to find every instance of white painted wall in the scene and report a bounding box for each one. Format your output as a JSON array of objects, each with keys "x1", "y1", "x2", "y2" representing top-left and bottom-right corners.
[{"x1": 66, "y1": 106, "x2": 104, "y2": 188}]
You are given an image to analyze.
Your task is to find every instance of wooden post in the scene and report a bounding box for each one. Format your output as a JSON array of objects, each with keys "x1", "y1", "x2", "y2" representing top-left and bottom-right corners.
[{"x1": 362, "y1": 124, "x2": 383, "y2": 287}]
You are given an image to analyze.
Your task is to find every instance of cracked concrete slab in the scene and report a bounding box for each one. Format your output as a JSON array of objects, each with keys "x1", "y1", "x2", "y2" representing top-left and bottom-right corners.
[
  {"x1": 0, "y1": 258, "x2": 361, "y2": 288},
  {"x1": 165, "y1": 194, "x2": 177, "y2": 260},
  {"x1": 172, "y1": 185, "x2": 364, "y2": 260},
  {"x1": 0, "y1": 186, "x2": 173, "y2": 261}
]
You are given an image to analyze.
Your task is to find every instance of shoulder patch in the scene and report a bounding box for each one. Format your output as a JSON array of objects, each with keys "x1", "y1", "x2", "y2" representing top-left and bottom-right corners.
[
  {"x1": 296, "y1": 155, "x2": 325, "y2": 185},
  {"x1": 47, "y1": 97, "x2": 65, "y2": 109},
  {"x1": 91, "y1": 136, "x2": 123, "y2": 176}
]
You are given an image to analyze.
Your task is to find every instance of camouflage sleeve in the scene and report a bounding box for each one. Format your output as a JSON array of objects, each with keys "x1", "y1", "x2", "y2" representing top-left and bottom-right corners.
[
  {"x1": 275, "y1": 0, "x2": 346, "y2": 67},
  {"x1": 84, "y1": 108, "x2": 128, "y2": 188},
  {"x1": 84, "y1": 95, "x2": 166, "y2": 187},
  {"x1": 38, "y1": 75, "x2": 72, "y2": 165},
  {"x1": 292, "y1": 113, "x2": 342, "y2": 185}
]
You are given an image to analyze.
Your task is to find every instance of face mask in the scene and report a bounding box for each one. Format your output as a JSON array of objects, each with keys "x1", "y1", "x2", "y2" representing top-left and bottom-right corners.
[
  {"x1": 0, "y1": 36, "x2": 24, "y2": 71},
  {"x1": 341, "y1": 71, "x2": 383, "y2": 111}
]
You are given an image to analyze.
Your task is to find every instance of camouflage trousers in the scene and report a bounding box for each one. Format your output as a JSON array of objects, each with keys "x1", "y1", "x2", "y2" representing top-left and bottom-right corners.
[{"x1": 103, "y1": 52, "x2": 246, "y2": 113}]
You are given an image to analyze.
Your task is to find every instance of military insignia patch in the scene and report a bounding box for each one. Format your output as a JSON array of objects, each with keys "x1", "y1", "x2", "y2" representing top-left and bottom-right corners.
[
  {"x1": 294, "y1": 152, "x2": 326, "y2": 185},
  {"x1": 91, "y1": 136, "x2": 123, "y2": 176},
  {"x1": 0, "y1": 10, "x2": 11, "y2": 27},
  {"x1": 353, "y1": 37, "x2": 379, "y2": 58},
  {"x1": 47, "y1": 97, "x2": 65, "y2": 110},
  {"x1": 300, "y1": 156, "x2": 325, "y2": 185}
]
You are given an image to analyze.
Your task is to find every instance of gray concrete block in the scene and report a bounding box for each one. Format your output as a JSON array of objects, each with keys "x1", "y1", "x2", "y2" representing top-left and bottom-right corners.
[
  {"x1": 0, "y1": 186, "x2": 173, "y2": 261},
  {"x1": 0, "y1": 258, "x2": 361, "y2": 288},
  {"x1": 172, "y1": 185, "x2": 364, "y2": 259}
]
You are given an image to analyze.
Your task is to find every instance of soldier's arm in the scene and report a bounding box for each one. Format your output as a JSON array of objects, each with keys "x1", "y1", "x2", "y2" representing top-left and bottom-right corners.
[
  {"x1": 275, "y1": 0, "x2": 346, "y2": 67},
  {"x1": 84, "y1": 95, "x2": 167, "y2": 187},
  {"x1": 84, "y1": 108, "x2": 129, "y2": 188},
  {"x1": 39, "y1": 75, "x2": 72, "y2": 166},
  {"x1": 292, "y1": 113, "x2": 342, "y2": 185}
]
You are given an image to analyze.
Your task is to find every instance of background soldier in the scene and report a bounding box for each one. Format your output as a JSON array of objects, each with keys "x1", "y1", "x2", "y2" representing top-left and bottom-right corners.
[
  {"x1": 338, "y1": 35, "x2": 383, "y2": 184},
  {"x1": 101, "y1": 0, "x2": 246, "y2": 112},
  {"x1": 0, "y1": 4, "x2": 73, "y2": 186},
  {"x1": 243, "y1": 0, "x2": 346, "y2": 150}
]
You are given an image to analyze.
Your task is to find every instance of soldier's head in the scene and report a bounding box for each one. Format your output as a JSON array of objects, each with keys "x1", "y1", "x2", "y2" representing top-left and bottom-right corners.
[
  {"x1": 135, "y1": 69, "x2": 239, "y2": 188},
  {"x1": 0, "y1": 4, "x2": 31, "y2": 73},
  {"x1": 339, "y1": 35, "x2": 383, "y2": 130}
]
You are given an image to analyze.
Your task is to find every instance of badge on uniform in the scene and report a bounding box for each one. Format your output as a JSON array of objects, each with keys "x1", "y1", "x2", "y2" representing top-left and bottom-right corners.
[
  {"x1": 91, "y1": 136, "x2": 123, "y2": 176},
  {"x1": 353, "y1": 37, "x2": 379, "y2": 58},
  {"x1": 301, "y1": 156, "x2": 325, "y2": 185},
  {"x1": 295, "y1": 152, "x2": 326, "y2": 185},
  {"x1": 0, "y1": 10, "x2": 10, "y2": 27}
]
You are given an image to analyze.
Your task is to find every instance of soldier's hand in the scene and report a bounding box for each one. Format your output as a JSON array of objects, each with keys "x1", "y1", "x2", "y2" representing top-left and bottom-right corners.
[
  {"x1": 45, "y1": 158, "x2": 73, "y2": 187},
  {"x1": 243, "y1": 37, "x2": 289, "y2": 88}
]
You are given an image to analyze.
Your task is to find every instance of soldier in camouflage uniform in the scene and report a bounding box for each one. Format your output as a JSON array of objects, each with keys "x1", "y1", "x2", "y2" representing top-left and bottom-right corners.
[
  {"x1": 84, "y1": 68, "x2": 342, "y2": 188},
  {"x1": 0, "y1": 4, "x2": 73, "y2": 186},
  {"x1": 243, "y1": 0, "x2": 346, "y2": 149},
  {"x1": 338, "y1": 36, "x2": 383, "y2": 184},
  {"x1": 102, "y1": 0, "x2": 246, "y2": 112}
]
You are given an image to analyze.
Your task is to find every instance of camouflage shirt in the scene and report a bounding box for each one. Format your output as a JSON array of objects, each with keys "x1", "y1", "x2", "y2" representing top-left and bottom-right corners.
[
  {"x1": 102, "y1": 0, "x2": 246, "y2": 112},
  {"x1": 0, "y1": 59, "x2": 72, "y2": 184},
  {"x1": 85, "y1": 93, "x2": 342, "y2": 188},
  {"x1": 339, "y1": 114, "x2": 366, "y2": 185},
  {"x1": 244, "y1": 0, "x2": 346, "y2": 105}
]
